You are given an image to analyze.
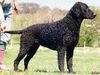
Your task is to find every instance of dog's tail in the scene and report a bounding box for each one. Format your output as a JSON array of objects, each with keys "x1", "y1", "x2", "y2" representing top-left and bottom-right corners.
[{"x1": 4, "y1": 30, "x2": 22, "y2": 34}]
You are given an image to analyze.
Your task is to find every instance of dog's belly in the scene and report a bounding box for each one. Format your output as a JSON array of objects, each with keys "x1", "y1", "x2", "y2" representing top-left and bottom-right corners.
[
  {"x1": 41, "y1": 44, "x2": 57, "y2": 50},
  {"x1": 37, "y1": 35, "x2": 62, "y2": 50},
  {"x1": 39, "y1": 39, "x2": 58, "y2": 50}
]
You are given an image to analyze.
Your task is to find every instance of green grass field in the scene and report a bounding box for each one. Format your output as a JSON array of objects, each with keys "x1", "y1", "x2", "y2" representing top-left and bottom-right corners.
[{"x1": 0, "y1": 45, "x2": 100, "y2": 75}]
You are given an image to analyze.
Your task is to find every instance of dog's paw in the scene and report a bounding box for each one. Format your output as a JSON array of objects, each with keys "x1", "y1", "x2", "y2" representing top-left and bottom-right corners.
[{"x1": 68, "y1": 71, "x2": 76, "y2": 74}]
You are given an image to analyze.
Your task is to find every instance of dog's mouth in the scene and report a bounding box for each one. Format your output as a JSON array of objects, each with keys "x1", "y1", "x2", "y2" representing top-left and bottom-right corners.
[
  {"x1": 85, "y1": 12, "x2": 96, "y2": 19},
  {"x1": 89, "y1": 13, "x2": 96, "y2": 19}
]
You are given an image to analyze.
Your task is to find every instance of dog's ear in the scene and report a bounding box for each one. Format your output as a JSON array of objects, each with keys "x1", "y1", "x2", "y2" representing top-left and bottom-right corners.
[
  {"x1": 72, "y1": 8, "x2": 81, "y2": 18},
  {"x1": 69, "y1": 2, "x2": 82, "y2": 18}
]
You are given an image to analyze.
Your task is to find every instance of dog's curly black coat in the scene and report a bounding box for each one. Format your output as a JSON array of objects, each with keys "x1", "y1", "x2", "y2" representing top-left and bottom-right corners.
[{"x1": 5, "y1": 2, "x2": 96, "y2": 74}]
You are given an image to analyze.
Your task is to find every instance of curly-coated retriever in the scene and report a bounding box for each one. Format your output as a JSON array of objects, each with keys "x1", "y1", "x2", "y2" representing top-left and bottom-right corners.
[{"x1": 5, "y1": 2, "x2": 96, "y2": 74}]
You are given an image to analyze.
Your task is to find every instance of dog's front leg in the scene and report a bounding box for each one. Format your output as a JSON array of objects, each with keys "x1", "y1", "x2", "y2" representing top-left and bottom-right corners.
[
  {"x1": 66, "y1": 46, "x2": 75, "y2": 74},
  {"x1": 57, "y1": 47, "x2": 65, "y2": 72}
]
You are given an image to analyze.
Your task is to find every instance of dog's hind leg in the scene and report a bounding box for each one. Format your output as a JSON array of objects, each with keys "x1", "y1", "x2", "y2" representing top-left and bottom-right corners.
[
  {"x1": 14, "y1": 49, "x2": 27, "y2": 71},
  {"x1": 24, "y1": 43, "x2": 39, "y2": 71},
  {"x1": 14, "y1": 33, "x2": 36, "y2": 71}
]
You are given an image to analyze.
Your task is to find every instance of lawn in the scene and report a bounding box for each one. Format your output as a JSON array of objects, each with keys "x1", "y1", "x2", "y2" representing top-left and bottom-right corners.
[{"x1": 0, "y1": 45, "x2": 100, "y2": 75}]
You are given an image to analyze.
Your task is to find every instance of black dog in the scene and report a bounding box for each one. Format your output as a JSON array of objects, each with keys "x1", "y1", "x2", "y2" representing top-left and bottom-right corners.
[{"x1": 5, "y1": 2, "x2": 96, "y2": 74}]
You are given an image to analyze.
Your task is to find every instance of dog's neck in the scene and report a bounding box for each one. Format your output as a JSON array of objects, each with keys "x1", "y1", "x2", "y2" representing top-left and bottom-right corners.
[
  {"x1": 62, "y1": 14, "x2": 84, "y2": 35},
  {"x1": 67, "y1": 12, "x2": 84, "y2": 25},
  {"x1": 63, "y1": 14, "x2": 83, "y2": 27}
]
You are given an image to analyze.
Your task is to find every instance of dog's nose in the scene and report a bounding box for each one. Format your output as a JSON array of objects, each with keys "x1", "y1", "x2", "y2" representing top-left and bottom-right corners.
[{"x1": 93, "y1": 13, "x2": 96, "y2": 17}]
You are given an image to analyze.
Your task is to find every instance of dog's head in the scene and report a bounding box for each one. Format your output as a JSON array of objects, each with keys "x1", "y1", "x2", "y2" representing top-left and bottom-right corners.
[{"x1": 69, "y1": 2, "x2": 96, "y2": 19}]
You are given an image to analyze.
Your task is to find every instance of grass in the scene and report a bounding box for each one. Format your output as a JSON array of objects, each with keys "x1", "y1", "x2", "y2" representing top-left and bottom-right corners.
[{"x1": 0, "y1": 45, "x2": 100, "y2": 75}]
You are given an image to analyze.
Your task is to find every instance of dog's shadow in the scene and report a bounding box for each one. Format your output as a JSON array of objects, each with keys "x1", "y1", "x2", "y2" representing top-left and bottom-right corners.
[
  {"x1": 34, "y1": 69, "x2": 48, "y2": 73},
  {"x1": 14, "y1": 69, "x2": 59, "y2": 73},
  {"x1": 14, "y1": 68, "x2": 67, "y2": 73},
  {"x1": 91, "y1": 72, "x2": 100, "y2": 75},
  {"x1": 34, "y1": 69, "x2": 66, "y2": 73}
]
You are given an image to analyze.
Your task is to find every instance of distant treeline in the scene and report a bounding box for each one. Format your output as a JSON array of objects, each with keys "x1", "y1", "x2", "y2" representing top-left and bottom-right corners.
[{"x1": 18, "y1": 3, "x2": 67, "y2": 14}]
